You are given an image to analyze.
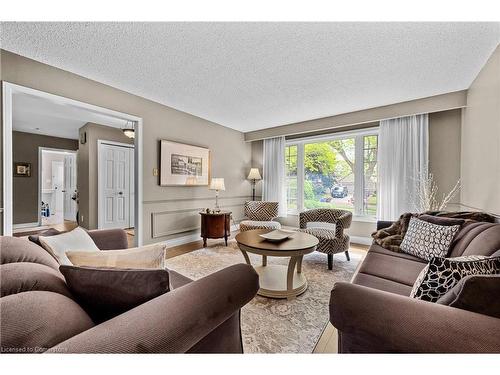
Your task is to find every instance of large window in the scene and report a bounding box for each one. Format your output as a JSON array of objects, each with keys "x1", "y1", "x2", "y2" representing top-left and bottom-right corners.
[
  {"x1": 285, "y1": 144, "x2": 298, "y2": 210},
  {"x1": 285, "y1": 130, "x2": 378, "y2": 218}
]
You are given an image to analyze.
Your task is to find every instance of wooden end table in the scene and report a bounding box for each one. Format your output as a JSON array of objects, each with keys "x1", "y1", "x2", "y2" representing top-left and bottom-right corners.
[
  {"x1": 200, "y1": 210, "x2": 232, "y2": 247},
  {"x1": 235, "y1": 229, "x2": 318, "y2": 299}
]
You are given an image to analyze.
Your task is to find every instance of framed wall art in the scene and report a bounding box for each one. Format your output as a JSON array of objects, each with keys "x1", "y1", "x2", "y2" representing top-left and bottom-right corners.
[
  {"x1": 13, "y1": 162, "x2": 32, "y2": 177},
  {"x1": 160, "y1": 140, "x2": 210, "y2": 186}
]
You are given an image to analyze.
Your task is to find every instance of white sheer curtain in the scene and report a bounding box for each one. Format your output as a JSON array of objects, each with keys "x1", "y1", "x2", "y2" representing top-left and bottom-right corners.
[
  {"x1": 377, "y1": 114, "x2": 429, "y2": 220},
  {"x1": 262, "y1": 136, "x2": 287, "y2": 217}
]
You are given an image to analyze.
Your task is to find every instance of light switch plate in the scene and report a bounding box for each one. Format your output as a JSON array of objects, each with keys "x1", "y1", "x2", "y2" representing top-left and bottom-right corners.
[{"x1": 153, "y1": 168, "x2": 159, "y2": 176}]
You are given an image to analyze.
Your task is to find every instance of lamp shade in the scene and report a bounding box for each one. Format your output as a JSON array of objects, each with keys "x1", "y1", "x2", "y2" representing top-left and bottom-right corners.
[
  {"x1": 122, "y1": 128, "x2": 135, "y2": 139},
  {"x1": 247, "y1": 168, "x2": 262, "y2": 180},
  {"x1": 209, "y1": 178, "x2": 225, "y2": 191}
]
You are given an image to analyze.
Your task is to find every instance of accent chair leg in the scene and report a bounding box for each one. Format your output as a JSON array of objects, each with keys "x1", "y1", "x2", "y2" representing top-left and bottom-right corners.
[
  {"x1": 345, "y1": 251, "x2": 350, "y2": 261},
  {"x1": 327, "y1": 254, "x2": 333, "y2": 270}
]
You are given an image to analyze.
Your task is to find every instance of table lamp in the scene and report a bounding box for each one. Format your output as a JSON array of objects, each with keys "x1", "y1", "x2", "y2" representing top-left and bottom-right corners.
[
  {"x1": 247, "y1": 168, "x2": 262, "y2": 201},
  {"x1": 209, "y1": 178, "x2": 225, "y2": 209}
]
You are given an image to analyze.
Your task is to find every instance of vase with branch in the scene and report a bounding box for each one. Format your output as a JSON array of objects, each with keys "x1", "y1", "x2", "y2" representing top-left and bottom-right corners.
[{"x1": 410, "y1": 172, "x2": 461, "y2": 212}]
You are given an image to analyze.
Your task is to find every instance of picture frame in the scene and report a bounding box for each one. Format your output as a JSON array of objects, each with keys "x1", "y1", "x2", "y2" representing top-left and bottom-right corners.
[
  {"x1": 160, "y1": 140, "x2": 210, "y2": 186},
  {"x1": 13, "y1": 162, "x2": 32, "y2": 177}
]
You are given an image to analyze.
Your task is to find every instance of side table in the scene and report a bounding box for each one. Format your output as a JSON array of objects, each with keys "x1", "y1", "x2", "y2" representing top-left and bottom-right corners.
[{"x1": 200, "y1": 210, "x2": 232, "y2": 247}]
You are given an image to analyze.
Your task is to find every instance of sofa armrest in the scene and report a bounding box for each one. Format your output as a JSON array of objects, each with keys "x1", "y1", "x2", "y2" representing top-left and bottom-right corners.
[
  {"x1": 376, "y1": 220, "x2": 393, "y2": 231},
  {"x1": 330, "y1": 282, "x2": 500, "y2": 353},
  {"x1": 47, "y1": 263, "x2": 259, "y2": 353},
  {"x1": 88, "y1": 229, "x2": 129, "y2": 250}
]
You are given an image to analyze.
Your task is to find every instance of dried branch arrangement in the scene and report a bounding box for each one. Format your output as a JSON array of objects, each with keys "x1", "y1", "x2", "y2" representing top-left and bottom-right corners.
[{"x1": 411, "y1": 172, "x2": 461, "y2": 212}]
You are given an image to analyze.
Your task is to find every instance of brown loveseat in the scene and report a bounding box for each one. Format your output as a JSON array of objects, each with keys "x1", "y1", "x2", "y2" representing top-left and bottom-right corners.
[
  {"x1": 329, "y1": 221, "x2": 500, "y2": 353},
  {"x1": 0, "y1": 229, "x2": 259, "y2": 353}
]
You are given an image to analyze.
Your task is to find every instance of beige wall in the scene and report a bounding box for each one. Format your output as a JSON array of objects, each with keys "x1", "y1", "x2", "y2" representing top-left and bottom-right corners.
[
  {"x1": 461, "y1": 45, "x2": 500, "y2": 216},
  {"x1": 12, "y1": 131, "x2": 78, "y2": 224},
  {"x1": 250, "y1": 140, "x2": 264, "y2": 198},
  {"x1": 245, "y1": 90, "x2": 467, "y2": 141},
  {"x1": 1, "y1": 50, "x2": 253, "y2": 243},
  {"x1": 428, "y1": 109, "x2": 462, "y2": 209},
  {"x1": 77, "y1": 123, "x2": 134, "y2": 230},
  {"x1": 250, "y1": 108, "x2": 463, "y2": 239}
]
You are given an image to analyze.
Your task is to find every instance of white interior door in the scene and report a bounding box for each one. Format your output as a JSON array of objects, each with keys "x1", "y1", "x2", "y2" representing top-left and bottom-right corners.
[
  {"x1": 63, "y1": 153, "x2": 77, "y2": 221},
  {"x1": 99, "y1": 142, "x2": 132, "y2": 229},
  {"x1": 51, "y1": 161, "x2": 64, "y2": 214}
]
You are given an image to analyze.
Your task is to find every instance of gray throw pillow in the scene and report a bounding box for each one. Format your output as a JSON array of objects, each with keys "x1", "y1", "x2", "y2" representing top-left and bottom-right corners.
[
  {"x1": 400, "y1": 217, "x2": 460, "y2": 261},
  {"x1": 410, "y1": 255, "x2": 500, "y2": 302},
  {"x1": 436, "y1": 274, "x2": 500, "y2": 318},
  {"x1": 60, "y1": 265, "x2": 170, "y2": 323}
]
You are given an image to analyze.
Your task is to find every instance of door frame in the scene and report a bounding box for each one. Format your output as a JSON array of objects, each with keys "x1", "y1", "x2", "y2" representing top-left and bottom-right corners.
[
  {"x1": 38, "y1": 147, "x2": 77, "y2": 227},
  {"x1": 2, "y1": 81, "x2": 144, "y2": 246},
  {"x1": 97, "y1": 140, "x2": 135, "y2": 230}
]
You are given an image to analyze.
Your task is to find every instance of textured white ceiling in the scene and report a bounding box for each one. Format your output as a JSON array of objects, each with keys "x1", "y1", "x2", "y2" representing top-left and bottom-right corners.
[
  {"x1": 13, "y1": 92, "x2": 128, "y2": 139},
  {"x1": 1, "y1": 22, "x2": 499, "y2": 132}
]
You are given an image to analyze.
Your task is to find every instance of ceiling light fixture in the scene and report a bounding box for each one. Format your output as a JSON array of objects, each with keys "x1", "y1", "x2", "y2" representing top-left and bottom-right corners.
[{"x1": 122, "y1": 120, "x2": 135, "y2": 139}]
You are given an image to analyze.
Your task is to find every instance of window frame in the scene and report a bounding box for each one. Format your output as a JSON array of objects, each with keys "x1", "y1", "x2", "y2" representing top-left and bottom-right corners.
[{"x1": 285, "y1": 127, "x2": 379, "y2": 221}]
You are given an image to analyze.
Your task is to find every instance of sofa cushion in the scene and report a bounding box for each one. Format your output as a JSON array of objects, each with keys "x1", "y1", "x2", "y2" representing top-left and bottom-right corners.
[
  {"x1": 0, "y1": 262, "x2": 72, "y2": 298},
  {"x1": 358, "y1": 251, "x2": 427, "y2": 286},
  {"x1": 0, "y1": 236, "x2": 59, "y2": 270},
  {"x1": 0, "y1": 291, "x2": 94, "y2": 352},
  {"x1": 410, "y1": 255, "x2": 500, "y2": 302},
  {"x1": 437, "y1": 274, "x2": 500, "y2": 318},
  {"x1": 368, "y1": 243, "x2": 427, "y2": 262},
  {"x1": 67, "y1": 243, "x2": 167, "y2": 269},
  {"x1": 449, "y1": 223, "x2": 500, "y2": 258},
  {"x1": 39, "y1": 227, "x2": 100, "y2": 265},
  {"x1": 352, "y1": 272, "x2": 413, "y2": 296},
  {"x1": 400, "y1": 217, "x2": 460, "y2": 261},
  {"x1": 418, "y1": 214, "x2": 465, "y2": 227},
  {"x1": 87, "y1": 229, "x2": 129, "y2": 250},
  {"x1": 60, "y1": 265, "x2": 170, "y2": 323}
]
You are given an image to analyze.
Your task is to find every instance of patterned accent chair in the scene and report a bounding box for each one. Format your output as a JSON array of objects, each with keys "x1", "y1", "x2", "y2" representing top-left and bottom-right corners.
[
  {"x1": 297, "y1": 209, "x2": 352, "y2": 270},
  {"x1": 239, "y1": 201, "x2": 282, "y2": 232}
]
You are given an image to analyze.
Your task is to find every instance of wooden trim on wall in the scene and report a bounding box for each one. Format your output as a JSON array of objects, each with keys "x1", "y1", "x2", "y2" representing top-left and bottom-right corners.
[{"x1": 151, "y1": 203, "x2": 245, "y2": 238}]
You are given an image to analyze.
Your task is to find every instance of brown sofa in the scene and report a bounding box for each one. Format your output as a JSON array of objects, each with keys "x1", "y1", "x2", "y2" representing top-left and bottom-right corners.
[
  {"x1": 329, "y1": 221, "x2": 500, "y2": 353},
  {"x1": 1, "y1": 229, "x2": 259, "y2": 353}
]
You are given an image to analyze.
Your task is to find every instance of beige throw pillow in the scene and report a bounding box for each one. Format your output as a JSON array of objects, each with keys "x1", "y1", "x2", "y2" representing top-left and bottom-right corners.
[
  {"x1": 39, "y1": 227, "x2": 100, "y2": 265},
  {"x1": 66, "y1": 243, "x2": 167, "y2": 269}
]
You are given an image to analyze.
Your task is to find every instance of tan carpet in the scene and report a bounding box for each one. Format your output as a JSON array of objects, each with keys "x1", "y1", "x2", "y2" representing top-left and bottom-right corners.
[{"x1": 166, "y1": 239, "x2": 363, "y2": 353}]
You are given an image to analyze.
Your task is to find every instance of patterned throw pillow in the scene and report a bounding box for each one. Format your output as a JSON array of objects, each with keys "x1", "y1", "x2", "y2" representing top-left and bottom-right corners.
[
  {"x1": 400, "y1": 217, "x2": 460, "y2": 261},
  {"x1": 410, "y1": 255, "x2": 500, "y2": 302}
]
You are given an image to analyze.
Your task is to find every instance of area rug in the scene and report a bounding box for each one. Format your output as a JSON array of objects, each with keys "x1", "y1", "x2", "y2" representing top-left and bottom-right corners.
[{"x1": 166, "y1": 240, "x2": 363, "y2": 353}]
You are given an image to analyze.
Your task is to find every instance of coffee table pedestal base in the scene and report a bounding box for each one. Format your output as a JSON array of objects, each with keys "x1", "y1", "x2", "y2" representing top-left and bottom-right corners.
[{"x1": 254, "y1": 264, "x2": 308, "y2": 299}]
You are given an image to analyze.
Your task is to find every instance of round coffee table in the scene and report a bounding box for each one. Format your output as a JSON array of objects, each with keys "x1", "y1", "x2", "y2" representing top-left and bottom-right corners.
[{"x1": 235, "y1": 229, "x2": 318, "y2": 299}]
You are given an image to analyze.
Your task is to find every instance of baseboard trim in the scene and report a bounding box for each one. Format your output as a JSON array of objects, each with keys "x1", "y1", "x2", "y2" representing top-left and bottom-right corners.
[
  {"x1": 350, "y1": 236, "x2": 372, "y2": 246},
  {"x1": 160, "y1": 224, "x2": 240, "y2": 248}
]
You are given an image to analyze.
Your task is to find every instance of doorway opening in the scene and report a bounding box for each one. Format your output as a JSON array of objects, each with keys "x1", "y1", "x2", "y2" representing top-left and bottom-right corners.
[
  {"x1": 39, "y1": 148, "x2": 78, "y2": 232},
  {"x1": 3, "y1": 82, "x2": 143, "y2": 245}
]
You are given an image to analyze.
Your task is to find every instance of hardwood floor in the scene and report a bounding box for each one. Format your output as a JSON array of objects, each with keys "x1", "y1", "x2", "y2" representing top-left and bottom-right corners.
[
  {"x1": 313, "y1": 323, "x2": 338, "y2": 353},
  {"x1": 13, "y1": 220, "x2": 78, "y2": 237}
]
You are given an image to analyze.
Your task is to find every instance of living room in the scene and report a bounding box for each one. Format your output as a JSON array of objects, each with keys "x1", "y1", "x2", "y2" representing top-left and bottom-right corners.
[{"x1": 1, "y1": 1, "x2": 499, "y2": 374}]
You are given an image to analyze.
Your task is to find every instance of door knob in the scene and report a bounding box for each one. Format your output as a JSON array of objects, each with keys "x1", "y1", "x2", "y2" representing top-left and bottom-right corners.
[{"x1": 118, "y1": 191, "x2": 123, "y2": 195}]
